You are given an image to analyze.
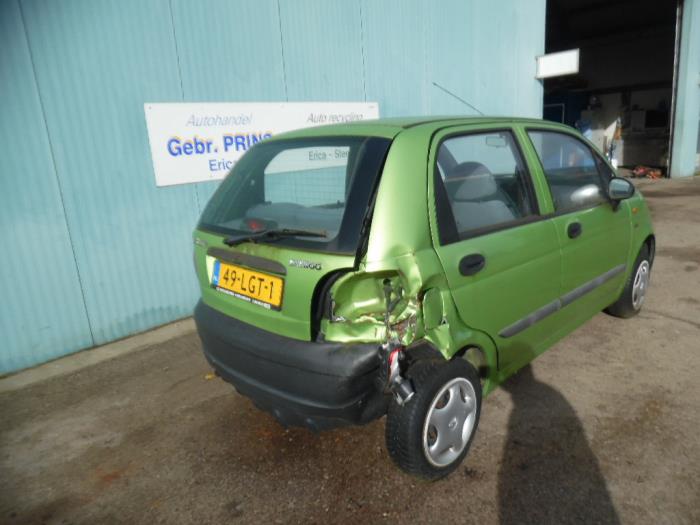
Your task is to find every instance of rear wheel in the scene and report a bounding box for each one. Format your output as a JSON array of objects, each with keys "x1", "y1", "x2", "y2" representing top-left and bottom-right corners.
[
  {"x1": 385, "y1": 358, "x2": 481, "y2": 480},
  {"x1": 606, "y1": 245, "x2": 651, "y2": 318}
]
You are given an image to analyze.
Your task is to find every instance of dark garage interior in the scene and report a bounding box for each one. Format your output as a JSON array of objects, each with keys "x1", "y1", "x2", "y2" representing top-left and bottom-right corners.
[{"x1": 544, "y1": 0, "x2": 678, "y2": 176}]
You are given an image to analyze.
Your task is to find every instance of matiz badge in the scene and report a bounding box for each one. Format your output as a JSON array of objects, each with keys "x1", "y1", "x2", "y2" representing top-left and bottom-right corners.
[{"x1": 289, "y1": 259, "x2": 322, "y2": 270}]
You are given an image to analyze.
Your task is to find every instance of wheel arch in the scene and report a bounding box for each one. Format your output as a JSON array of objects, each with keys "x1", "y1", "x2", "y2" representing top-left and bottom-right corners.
[
  {"x1": 644, "y1": 234, "x2": 656, "y2": 267},
  {"x1": 454, "y1": 345, "x2": 490, "y2": 379},
  {"x1": 405, "y1": 340, "x2": 491, "y2": 380}
]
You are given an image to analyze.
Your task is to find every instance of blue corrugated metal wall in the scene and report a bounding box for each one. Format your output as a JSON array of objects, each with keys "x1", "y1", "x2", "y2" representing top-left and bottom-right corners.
[
  {"x1": 0, "y1": 0, "x2": 93, "y2": 371},
  {"x1": 0, "y1": 0, "x2": 545, "y2": 373},
  {"x1": 670, "y1": 0, "x2": 700, "y2": 177}
]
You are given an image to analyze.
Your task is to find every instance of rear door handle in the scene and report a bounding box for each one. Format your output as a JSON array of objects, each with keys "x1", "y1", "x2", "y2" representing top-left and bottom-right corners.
[
  {"x1": 459, "y1": 253, "x2": 486, "y2": 276},
  {"x1": 568, "y1": 222, "x2": 583, "y2": 239}
]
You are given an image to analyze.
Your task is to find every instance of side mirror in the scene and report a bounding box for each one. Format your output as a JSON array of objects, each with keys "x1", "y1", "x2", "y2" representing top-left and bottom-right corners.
[{"x1": 608, "y1": 177, "x2": 635, "y2": 201}]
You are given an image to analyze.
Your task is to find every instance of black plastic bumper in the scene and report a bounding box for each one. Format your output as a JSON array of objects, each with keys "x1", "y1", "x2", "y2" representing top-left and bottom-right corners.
[{"x1": 194, "y1": 300, "x2": 387, "y2": 430}]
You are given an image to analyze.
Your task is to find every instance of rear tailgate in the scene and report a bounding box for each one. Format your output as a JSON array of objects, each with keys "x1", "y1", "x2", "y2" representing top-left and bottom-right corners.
[{"x1": 194, "y1": 229, "x2": 354, "y2": 341}]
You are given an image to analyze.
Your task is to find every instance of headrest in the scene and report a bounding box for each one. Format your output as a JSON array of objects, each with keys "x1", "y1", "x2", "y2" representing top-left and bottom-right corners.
[{"x1": 449, "y1": 162, "x2": 497, "y2": 201}]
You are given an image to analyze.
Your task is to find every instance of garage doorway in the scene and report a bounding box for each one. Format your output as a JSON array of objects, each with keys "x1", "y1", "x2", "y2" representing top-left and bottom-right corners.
[{"x1": 543, "y1": 0, "x2": 680, "y2": 177}]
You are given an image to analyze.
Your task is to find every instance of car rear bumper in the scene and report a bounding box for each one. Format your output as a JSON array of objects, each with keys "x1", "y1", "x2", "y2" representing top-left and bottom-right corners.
[{"x1": 194, "y1": 300, "x2": 387, "y2": 430}]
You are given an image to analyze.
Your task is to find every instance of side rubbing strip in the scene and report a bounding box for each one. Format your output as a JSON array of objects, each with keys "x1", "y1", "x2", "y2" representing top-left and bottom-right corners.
[
  {"x1": 499, "y1": 299, "x2": 561, "y2": 339},
  {"x1": 498, "y1": 263, "x2": 627, "y2": 339},
  {"x1": 559, "y1": 264, "x2": 626, "y2": 308}
]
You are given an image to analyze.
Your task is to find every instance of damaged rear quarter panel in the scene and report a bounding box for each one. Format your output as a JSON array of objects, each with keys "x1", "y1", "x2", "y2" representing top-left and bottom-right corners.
[{"x1": 320, "y1": 127, "x2": 500, "y2": 394}]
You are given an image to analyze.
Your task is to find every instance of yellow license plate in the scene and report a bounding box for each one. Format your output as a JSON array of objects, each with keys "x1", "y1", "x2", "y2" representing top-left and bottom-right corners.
[{"x1": 211, "y1": 260, "x2": 284, "y2": 310}]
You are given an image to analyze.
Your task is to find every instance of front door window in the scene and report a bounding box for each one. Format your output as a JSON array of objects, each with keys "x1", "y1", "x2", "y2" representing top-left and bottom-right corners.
[{"x1": 527, "y1": 130, "x2": 607, "y2": 212}]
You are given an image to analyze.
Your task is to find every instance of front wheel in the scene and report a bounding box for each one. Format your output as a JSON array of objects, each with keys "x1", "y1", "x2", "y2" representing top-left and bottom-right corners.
[
  {"x1": 606, "y1": 245, "x2": 651, "y2": 318},
  {"x1": 385, "y1": 358, "x2": 481, "y2": 480}
]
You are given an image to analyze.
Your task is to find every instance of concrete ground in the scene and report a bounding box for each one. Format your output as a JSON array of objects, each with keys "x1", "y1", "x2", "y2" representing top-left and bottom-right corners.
[{"x1": 1, "y1": 177, "x2": 699, "y2": 525}]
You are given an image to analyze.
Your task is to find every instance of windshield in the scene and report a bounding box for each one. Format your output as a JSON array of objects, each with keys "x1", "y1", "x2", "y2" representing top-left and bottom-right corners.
[{"x1": 198, "y1": 136, "x2": 392, "y2": 254}]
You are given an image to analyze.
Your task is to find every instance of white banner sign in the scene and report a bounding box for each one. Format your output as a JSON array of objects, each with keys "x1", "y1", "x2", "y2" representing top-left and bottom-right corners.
[
  {"x1": 536, "y1": 49, "x2": 580, "y2": 79},
  {"x1": 144, "y1": 102, "x2": 379, "y2": 187}
]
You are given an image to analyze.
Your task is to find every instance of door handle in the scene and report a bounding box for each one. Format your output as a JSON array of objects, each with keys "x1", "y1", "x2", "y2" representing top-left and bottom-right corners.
[
  {"x1": 459, "y1": 253, "x2": 486, "y2": 276},
  {"x1": 568, "y1": 222, "x2": 583, "y2": 239}
]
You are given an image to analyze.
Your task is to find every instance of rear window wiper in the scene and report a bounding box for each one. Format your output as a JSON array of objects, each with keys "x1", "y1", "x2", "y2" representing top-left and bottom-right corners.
[{"x1": 223, "y1": 228, "x2": 327, "y2": 247}]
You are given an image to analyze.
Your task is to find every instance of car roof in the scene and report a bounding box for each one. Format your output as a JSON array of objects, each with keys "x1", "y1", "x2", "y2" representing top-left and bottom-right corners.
[{"x1": 271, "y1": 115, "x2": 573, "y2": 141}]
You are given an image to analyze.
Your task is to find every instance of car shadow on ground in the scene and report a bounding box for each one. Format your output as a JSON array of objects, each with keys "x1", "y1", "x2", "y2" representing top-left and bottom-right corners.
[{"x1": 497, "y1": 365, "x2": 620, "y2": 524}]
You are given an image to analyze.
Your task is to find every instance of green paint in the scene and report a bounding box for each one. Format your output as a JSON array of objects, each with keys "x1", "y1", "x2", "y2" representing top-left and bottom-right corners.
[{"x1": 194, "y1": 117, "x2": 654, "y2": 397}]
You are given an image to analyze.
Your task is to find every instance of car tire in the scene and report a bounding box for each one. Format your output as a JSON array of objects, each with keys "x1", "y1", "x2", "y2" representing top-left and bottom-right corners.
[
  {"x1": 385, "y1": 358, "x2": 481, "y2": 480},
  {"x1": 404, "y1": 344, "x2": 443, "y2": 365},
  {"x1": 605, "y1": 244, "x2": 651, "y2": 318}
]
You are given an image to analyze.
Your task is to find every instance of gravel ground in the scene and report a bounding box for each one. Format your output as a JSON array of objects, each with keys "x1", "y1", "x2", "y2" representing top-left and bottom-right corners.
[{"x1": 1, "y1": 177, "x2": 699, "y2": 525}]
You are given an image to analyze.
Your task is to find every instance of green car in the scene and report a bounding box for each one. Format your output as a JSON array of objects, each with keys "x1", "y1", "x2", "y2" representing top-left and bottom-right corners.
[{"x1": 193, "y1": 117, "x2": 654, "y2": 479}]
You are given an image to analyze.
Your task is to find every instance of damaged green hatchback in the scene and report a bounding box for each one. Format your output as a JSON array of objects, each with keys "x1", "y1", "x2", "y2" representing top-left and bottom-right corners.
[{"x1": 193, "y1": 117, "x2": 654, "y2": 479}]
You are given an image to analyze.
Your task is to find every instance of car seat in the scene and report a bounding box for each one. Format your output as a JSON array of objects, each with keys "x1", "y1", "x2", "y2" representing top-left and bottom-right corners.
[{"x1": 446, "y1": 162, "x2": 516, "y2": 232}]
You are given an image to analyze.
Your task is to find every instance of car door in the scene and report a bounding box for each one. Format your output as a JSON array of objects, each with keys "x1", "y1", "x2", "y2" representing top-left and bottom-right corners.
[
  {"x1": 428, "y1": 125, "x2": 562, "y2": 373},
  {"x1": 524, "y1": 128, "x2": 632, "y2": 321}
]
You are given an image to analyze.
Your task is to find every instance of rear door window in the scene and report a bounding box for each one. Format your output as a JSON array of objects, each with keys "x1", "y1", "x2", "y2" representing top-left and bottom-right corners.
[{"x1": 434, "y1": 130, "x2": 538, "y2": 242}]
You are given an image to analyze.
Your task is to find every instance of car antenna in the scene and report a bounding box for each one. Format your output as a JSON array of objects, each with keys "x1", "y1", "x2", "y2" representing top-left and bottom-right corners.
[{"x1": 432, "y1": 81, "x2": 484, "y2": 115}]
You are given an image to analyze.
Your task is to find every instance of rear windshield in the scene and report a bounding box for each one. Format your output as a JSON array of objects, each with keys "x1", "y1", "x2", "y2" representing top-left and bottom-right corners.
[{"x1": 198, "y1": 136, "x2": 391, "y2": 254}]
